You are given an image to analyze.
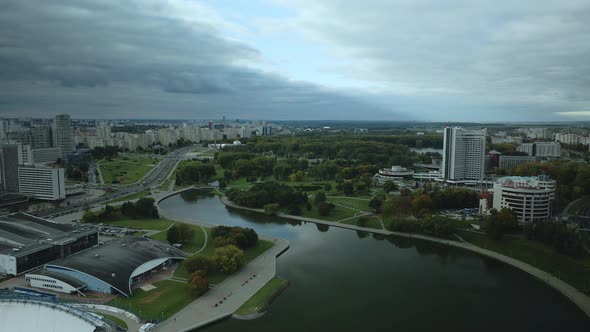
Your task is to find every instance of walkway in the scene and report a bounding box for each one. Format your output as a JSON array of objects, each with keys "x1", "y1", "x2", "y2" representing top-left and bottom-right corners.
[
  {"x1": 219, "y1": 197, "x2": 590, "y2": 319},
  {"x1": 154, "y1": 237, "x2": 289, "y2": 332}
]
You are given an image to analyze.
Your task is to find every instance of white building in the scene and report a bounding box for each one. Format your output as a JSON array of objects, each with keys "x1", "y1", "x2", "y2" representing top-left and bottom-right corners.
[
  {"x1": 517, "y1": 142, "x2": 561, "y2": 157},
  {"x1": 25, "y1": 272, "x2": 86, "y2": 294},
  {"x1": 492, "y1": 175, "x2": 555, "y2": 224},
  {"x1": 18, "y1": 166, "x2": 66, "y2": 201},
  {"x1": 442, "y1": 127, "x2": 486, "y2": 181}
]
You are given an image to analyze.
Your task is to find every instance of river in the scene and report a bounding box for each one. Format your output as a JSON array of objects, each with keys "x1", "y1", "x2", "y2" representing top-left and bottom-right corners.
[{"x1": 158, "y1": 189, "x2": 588, "y2": 331}]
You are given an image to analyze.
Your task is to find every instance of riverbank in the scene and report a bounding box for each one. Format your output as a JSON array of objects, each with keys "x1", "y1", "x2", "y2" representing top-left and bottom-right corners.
[
  {"x1": 219, "y1": 196, "x2": 590, "y2": 319},
  {"x1": 232, "y1": 277, "x2": 290, "y2": 319}
]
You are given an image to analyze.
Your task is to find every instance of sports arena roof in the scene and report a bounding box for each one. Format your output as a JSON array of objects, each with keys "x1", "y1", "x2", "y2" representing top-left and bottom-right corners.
[{"x1": 47, "y1": 236, "x2": 187, "y2": 297}]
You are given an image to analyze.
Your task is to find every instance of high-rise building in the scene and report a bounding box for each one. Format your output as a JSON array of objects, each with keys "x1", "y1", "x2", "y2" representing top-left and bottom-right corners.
[
  {"x1": 0, "y1": 120, "x2": 8, "y2": 141},
  {"x1": 492, "y1": 175, "x2": 555, "y2": 224},
  {"x1": 18, "y1": 166, "x2": 66, "y2": 201},
  {"x1": 442, "y1": 127, "x2": 486, "y2": 181},
  {"x1": 0, "y1": 144, "x2": 23, "y2": 192},
  {"x1": 52, "y1": 114, "x2": 74, "y2": 160},
  {"x1": 31, "y1": 125, "x2": 52, "y2": 148}
]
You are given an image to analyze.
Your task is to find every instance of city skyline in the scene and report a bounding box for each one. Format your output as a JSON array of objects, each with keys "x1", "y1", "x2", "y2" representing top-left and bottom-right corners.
[{"x1": 1, "y1": 1, "x2": 590, "y2": 121}]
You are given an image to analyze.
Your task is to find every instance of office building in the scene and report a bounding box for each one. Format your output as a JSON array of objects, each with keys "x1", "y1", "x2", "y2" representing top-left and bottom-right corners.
[
  {"x1": 18, "y1": 166, "x2": 66, "y2": 201},
  {"x1": 442, "y1": 127, "x2": 486, "y2": 181},
  {"x1": 492, "y1": 175, "x2": 555, "y2": 224},
  {"x1": 52, "y1": 114, "x2": 74, "y2": 161},
  {"x1": 31, "y1": 125, "x2": 52, "y2": 149}
]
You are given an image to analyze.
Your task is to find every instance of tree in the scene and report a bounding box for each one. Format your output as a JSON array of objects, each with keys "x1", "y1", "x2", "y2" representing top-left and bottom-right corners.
[
  {"x1": 187, "y1": 271, "x2": 209, "y2": 296},
  {"x1": 357, "y1": 216, "x2": 370, "y2": 227},
  {"x1": 288, "y1": 171, "x2": 304, "y2": 182},
  {"x1": 317, "y1": 201, "x2": 335, "y2": 216},
  {"x1": 167, "y1": 225, "x2": 181, "y2": 244},
  {"x1": 383, "y1": 180, "x2": 398, "y2": 193},
  {"x1": 215, "y1": 245, "x2": 244, "y2": 274},
  {"x1": 314, "y1": 191, "x2": 327, "y2": 204},
  {"x1": 340, "y1": 181, "x2": 354, "y2": 195},
  {"x1": 324, "y1": 183, "x2": 332, "y2": 192},
  {"x1": 184, "y1": 255, "x2": 217, "y2": 274},
  {"x1": 411, "y1": 194, "x2": 433, "y2": 215},
  {"x1": 82, "y1": 210, "x2": 98, "y2": 223},
  {"x1": 177, "y1": 223, "x2": 195, "y2": 244},
  {"x1": 368, "y1": 196, "x2": 385, "y2": 213},
  {"x1": 264, "y1": 203, "x2": 280, "y2": 216},
  {"x1": 498, "y1": 208, "x2": 518, "y2": 231},
  {"x1": 485, "y1": 210, "x2": 504, "y2": 240}
]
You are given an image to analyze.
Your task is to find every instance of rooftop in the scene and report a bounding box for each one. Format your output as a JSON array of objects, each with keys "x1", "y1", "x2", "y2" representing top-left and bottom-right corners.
[
  {"x1": 0, "y1": 213, "x2": 96, "y2": 257},
  {"x1": 46, "y1": 236, "x2": 187, "y2": 297}
]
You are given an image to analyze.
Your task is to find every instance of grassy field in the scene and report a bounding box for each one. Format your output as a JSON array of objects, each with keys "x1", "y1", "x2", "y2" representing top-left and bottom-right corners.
[
  {"x1": 298, "y1": 203, "x2": 361, "y2": 222},
  {"x1": 99, "y1": 155, "x2": 156, "y2": 184},
  {"x1": 107, "y1": 280, "x2": 195, "y2": 321},
  {"x1": 235, "y1": 277, "x2": 289, "y2": 315},
  {"x1": 340, "y1": 216, "x2": 383, "y2": 229},
  {"x1": 99, "y1": 313, "x2": 128, "y2": 330},
  {"x1": 102, "y1": 218, "x2": 175, "y2": 231},
  {"x1": 327, "y1": 196, "x2": 371, "y2": 212},
  {"x1": 459, "y1": 230, "x2": 590, "y2": 293},
  {"x1": 150, "y1": 223, "x2": 209, "y2": 254},
  {"x1": 106, "y1": 190, "x2": 151, "y2": 204},
  {"x1": 173, "y1": 238, "x2": 275, "y2": 282}
]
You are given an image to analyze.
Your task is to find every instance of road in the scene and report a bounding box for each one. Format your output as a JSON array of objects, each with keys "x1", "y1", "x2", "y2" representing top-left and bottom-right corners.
[{"x1": 36, "y1": 145, "x2": 194, "y2": 219}]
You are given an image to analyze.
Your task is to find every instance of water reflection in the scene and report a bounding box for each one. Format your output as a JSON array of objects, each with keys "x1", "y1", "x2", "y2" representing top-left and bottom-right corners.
[{"x1": 157, "y1": 189, "x2": 589, "y2": 332}]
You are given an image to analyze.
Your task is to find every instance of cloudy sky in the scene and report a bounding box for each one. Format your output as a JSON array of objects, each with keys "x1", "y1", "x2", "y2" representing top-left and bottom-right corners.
[{"x1": 1, "y1": 0, "x2": 589, "y2": 121}]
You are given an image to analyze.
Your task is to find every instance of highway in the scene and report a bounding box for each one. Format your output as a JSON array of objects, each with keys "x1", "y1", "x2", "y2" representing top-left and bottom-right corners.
[{"x1": 37, "y1": 145, "x2": 195, "y2": 219}]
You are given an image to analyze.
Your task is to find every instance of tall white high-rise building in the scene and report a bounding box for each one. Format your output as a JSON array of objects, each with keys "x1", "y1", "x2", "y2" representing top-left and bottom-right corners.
[
  {"x1": 442, "y1": 127, "x2": 486, "y2": 181},
  {"x1": 52, "y1": 114, "x2": 74, "y2": 160}
]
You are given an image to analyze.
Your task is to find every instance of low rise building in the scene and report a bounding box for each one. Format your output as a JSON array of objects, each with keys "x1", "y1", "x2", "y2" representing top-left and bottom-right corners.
[
  {"x1": 0, "y1": 213, "x2": 97, "y2": 276},
  {"x1": 492, "y1": 175, "x2": 555, "y2": 224},
  {"x1": 499, "y1": 155, "x2": 537, "y2": 170}
]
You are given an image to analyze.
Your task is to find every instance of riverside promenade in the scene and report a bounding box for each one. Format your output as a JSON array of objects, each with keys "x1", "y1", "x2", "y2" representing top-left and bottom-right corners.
[
  {"x1": 220, "y1": 197, "x2": 590, "y2": 319},
  {"x1": 152, "y1": 188, "x2": 290, "y2": 332},
  {"x1": 154, "y1": 237, "x2": 289, "y2": 332}
]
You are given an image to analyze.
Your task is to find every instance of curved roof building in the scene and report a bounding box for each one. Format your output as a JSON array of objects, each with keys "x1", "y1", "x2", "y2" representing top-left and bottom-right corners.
[{"x1": 45, "y1": 236, "x2": 187, "y2": 297}]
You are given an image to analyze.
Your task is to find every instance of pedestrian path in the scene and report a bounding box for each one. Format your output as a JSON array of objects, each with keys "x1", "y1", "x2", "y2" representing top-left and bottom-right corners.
[{"x1": 153, "y1": 237, "x2": 289, "y2": 332}]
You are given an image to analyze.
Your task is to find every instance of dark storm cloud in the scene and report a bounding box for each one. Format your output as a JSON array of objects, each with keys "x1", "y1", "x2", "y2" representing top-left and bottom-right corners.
[{"x1": 0, "y1": 0, "x2": 394, "y2": 119}]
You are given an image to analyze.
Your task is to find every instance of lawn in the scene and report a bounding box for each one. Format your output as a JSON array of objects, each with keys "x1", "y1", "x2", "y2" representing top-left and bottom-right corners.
[
  {"x1": 298, "y1": 204, "x2": 361, "y2": 222},
  {"x1": 459, "y1": 230, "x2": 590, "y2": 293},
  {"x1": 235, "y1": 277, "x2": 289, "y2": 315},
  {"x1": 173, "y1": 238, "x2": 275, "y2": 282},
  {"x1": 107, "y1": 280, "x2": 195, "y2": 321},
  {"x1": 150, "y1": 223, "x2": 209, "y2": 254},
  {"x1": 327, "y1": 196, "x2": 371, "y2": 212},
  {"x1": 99, "y1": 155, "x2": 156, "y2": 184},
  {"x1": 99, "y1": 313, "x2": 128, "y2": 330},
  {"x1": 106, "y1": 190, "x2": 151, "y2": 204},
  {"x1": 102, "y1": 218, "x2": 175, "y2": 231},
  {"x1": 340, "y1": 216, "x2": 383, "y2": 229}
]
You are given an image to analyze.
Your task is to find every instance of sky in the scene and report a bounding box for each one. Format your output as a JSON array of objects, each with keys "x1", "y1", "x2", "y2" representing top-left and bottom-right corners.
[{"x1": 1, "y1": 0, "x2": 589, "y2": 121}]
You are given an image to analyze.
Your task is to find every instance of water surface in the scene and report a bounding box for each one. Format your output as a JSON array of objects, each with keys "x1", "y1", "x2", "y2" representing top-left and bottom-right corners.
[{"x1": 159, "y1": 189, "x2": 588, "y2": 332}]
